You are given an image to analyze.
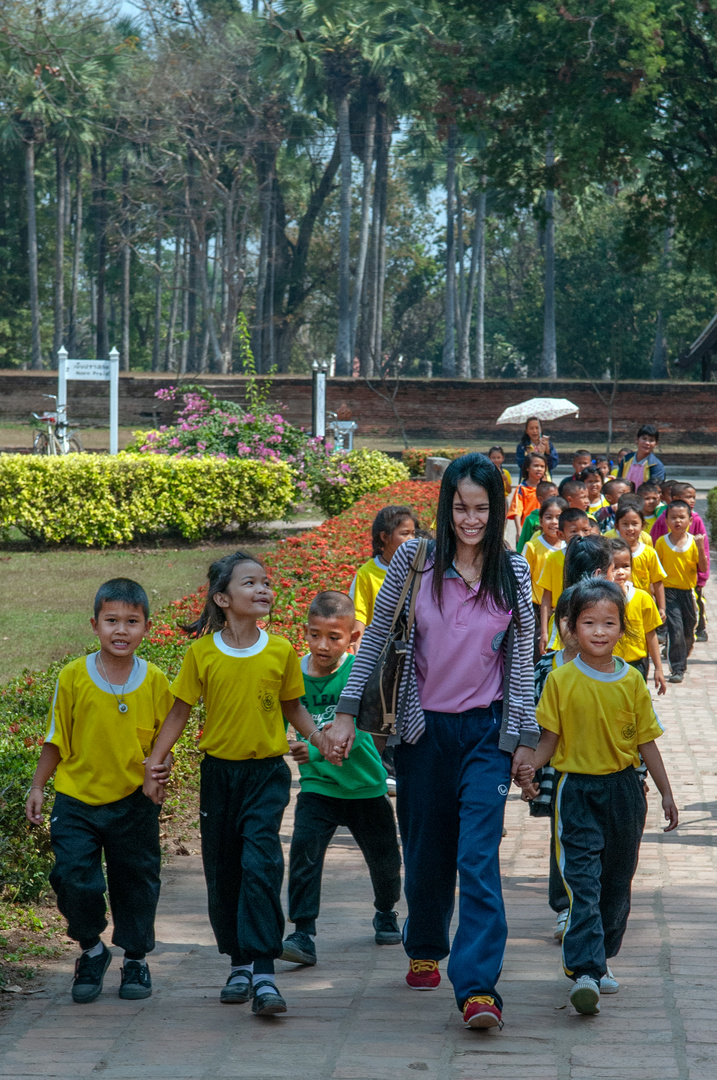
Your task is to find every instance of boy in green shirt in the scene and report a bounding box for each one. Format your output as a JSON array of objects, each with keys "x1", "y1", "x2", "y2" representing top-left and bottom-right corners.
[{"x1": 281, "y1": 591, "x2": 402, "y2": 967}]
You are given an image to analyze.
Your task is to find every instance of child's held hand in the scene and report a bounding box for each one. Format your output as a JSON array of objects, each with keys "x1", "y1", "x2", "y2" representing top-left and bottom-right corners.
[
  {"x1": 520, "y1": 782, "x2": 540, "y2": 801},
  {"x1": 658, "y1": 608, "x2": 666, "y2": 623},
  {"x1": 25, "y1": 787, "x2": 44, "y2": 825},
  {"x1": 288, "y1": 740, "x2": 310, "y2": 764},
  {"x1": 662, "y1": 795, "x2": 679, "y2": 832},
  {"x1": 146, "y1": 754, "x2": 173, "y2": 787},
  {"x1": 143, "y1": 773, "x2": 164, "y2": 806},
  {"x1": 654, "y1": 669, "x2": 667, "y2": 695}
]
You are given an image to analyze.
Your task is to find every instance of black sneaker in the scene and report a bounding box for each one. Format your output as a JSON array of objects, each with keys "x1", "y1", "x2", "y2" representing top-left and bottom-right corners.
[
  {"x1": 373, "y1": 910, "x2": 402, "y2": 945},
  {"x1": 71, "y1": 944, "x2": 112, "y2": 1003},
  {"x1": 281, "y1": 931, "x2": 317, "y2": 966},
  {"x1": 119, "y1": 960, "x2": 152, "y2": 1000},
  {"x1": 697, "y1": 630, "x2": 709, "y2": 642},
  {"x1": 220, "y1": 970, "x2": 252, "y2": 1004},
  {"x1": 668, "y1": 672, "x2": 684, "y2": 683},
  {"x1": 251, "y1": 979, "x2": 287, "y2": 1016}
]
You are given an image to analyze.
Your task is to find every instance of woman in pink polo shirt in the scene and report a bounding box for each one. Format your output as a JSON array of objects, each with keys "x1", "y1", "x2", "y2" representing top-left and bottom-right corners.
[{"x1": 331, "y1": 453, "x2": 538, "y2": 1032}]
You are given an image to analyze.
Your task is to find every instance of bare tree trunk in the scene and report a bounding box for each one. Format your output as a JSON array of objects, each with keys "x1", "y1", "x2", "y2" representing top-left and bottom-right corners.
[
  {"x1": 456, "y1": 176, "x2": 465, "y2": 352},
  {"x1": 53, "y1": 142, "x2": 65, "y2": 367},
  {"x1": 370, "y1": 112, "x2": 391, "y2": 376},
  {"x1": 152, "y1": 215, "x2": 163, "y2": 372},
  {"x1": 25, "y1": 138, "x2": 42, "y2": 369},
  {"x1": 458, "y1": 192, "x2": 481, "y2": 376},
  {"x1": 475, "y1": 188, "x2": 486, "y2": 379},
  {"x1": 335, "y1": 91, "x2": 352, "y2": 375},
  {"x1": 68, "y1": 158, "x2": 83, "y2": 357},
  {"x1": 180, "y1": 233, "x2": 190, "y2": 375},
  {"x1": 252, "y1": 150, "x2": 274, "y2": 373},
  {"x1": 268, "y1": 194, "x2": 276, "y2": 370},
  {"x1": 350, "y1": 95, "x2": 376, "y2": 359},
  {"x1": 121, "y1": 160, "x2": 131, "y2": 371},
  {"x1": 540, "y1": 136, "x2": 557, "y2": 378},
  {"x1": 165, "y1": 229, "x2": 181, "y2": 371},
  {"x1": 442, "y1": 124, "x2": 457, "y2": 377},
  {"x1": 650, "y1": 222, "x2": 673, "y2": 379},
  {"x1": 92, "y1": 149, "x2": 109, "y2": 361}
]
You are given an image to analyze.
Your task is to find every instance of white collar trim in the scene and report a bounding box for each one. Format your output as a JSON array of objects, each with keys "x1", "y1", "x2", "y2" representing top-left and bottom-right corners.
[
  {"x1": 664, "y1": 533, "x2": 694, "y2": 553},
  {"x1": 212, "y1": 628, "x2": 268, "y2": 657},
  {"x1": 300, "y1": 652, "x2": 348, "y2": 676},
  {"x1": 86, "y1": 653, "x2": 146, "y2": 694},
  {"x1": 575, "y1": 653, "x2": 628, "y2": 682},
  {"x1": 538, "y1": 535, "x2": 564, "y2": 552}
]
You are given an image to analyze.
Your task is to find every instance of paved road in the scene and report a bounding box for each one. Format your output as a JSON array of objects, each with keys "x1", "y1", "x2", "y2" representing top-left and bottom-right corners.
[{"x1": 0, "y1": 597, "x2": 715, "y2": 1079}]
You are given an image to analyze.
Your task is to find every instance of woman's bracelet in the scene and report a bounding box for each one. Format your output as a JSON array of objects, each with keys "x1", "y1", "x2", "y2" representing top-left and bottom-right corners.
[{"x1": 307, "y1": 729, "x2": 321, "y2": 747}]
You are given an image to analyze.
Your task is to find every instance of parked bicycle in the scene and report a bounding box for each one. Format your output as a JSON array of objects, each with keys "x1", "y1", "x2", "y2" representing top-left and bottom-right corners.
[{"x1": 31, "y1": 395, "x2": 83, "y2": 455}]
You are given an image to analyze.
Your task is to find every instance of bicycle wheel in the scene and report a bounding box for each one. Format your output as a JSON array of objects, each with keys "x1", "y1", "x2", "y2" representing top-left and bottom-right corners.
[
  {"x1": 68, "y1": 435, "x2": 83, "y2": 454},
  {"x1": 32, "y1": 432, "x2": 50, "y2": 455}
]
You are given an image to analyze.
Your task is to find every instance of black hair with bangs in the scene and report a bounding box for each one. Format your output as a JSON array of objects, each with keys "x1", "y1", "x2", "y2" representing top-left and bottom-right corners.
[
  {"x1": 565, "y1": 579, "x2": 626, "y2": 636},
  {"x1": 432, "y1": 452, "x2": 519, "y2": 620},
  {"x1": 183, "y1": 551, "x2": 267, "y2": 637}
]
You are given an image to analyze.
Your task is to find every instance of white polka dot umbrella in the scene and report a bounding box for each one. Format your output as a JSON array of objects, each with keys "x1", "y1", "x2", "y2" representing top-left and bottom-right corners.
[{"x1": 496, "y1": 397, "x2": 580, "y2": 425}]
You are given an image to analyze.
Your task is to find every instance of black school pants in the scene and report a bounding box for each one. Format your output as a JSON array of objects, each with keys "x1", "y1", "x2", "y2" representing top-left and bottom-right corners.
[
  {"x1": 555, "y1": 767, "x2": 646, "y2": 982},
  {"x1": 288, "y1": 791, "x2": 401, "y2": 935},
  {"x1": 665, "y1": 586, "x2": 696, "y2": 676},
  {"x1": 49, "y1": 787, "x2": 161, "y2": 955},
  {"x1": 199, "y1": 754, "x2": 291, "y2": 973}
]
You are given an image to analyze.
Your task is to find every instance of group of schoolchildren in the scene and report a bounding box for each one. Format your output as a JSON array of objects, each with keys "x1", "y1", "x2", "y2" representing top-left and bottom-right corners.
[{"x1": 23, "y1": 437, "x2": 696, "y2": 1025}]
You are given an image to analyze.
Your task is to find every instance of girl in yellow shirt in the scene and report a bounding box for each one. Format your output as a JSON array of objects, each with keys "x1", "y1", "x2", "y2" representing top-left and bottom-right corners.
[
  {"x1": 144, "y1": 552, "x2": 336, "y2": 1017},
  {"x1": 611, "y1": 497, "x2": 666, "y2": 622},
  {"x1": 609, "y1": 538, "x2": 666, "y2": 695},
  {"x1": 350, "y1": 505, "x2": 418, "y2": 648}
]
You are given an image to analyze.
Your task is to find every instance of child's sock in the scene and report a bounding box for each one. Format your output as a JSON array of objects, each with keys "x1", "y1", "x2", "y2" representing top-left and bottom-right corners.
[
  {"x1": 252, "y1": 972, "x2": 280, "y2": 996},
  {"x1": 123, "y1": 953, "x2": 146, "y2": 966},
  {"x1": 84, "y1": 941, "x2": 104, "y2": 958},
  {"x1": 230, "y1": 963, "x2": 253, "y2": 979}
]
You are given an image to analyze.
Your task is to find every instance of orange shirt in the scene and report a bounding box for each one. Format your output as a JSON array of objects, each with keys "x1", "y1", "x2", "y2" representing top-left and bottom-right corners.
[{"x1": 508, "y1": 484, "x2": 541, "y2": 526}]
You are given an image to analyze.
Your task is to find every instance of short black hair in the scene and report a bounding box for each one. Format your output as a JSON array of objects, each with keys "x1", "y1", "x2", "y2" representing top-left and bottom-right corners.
[
  {"x1": 594, "y1": 454, "x2": 609, "y2": 464},
  {"x1": 539, "y1": 496, "x2": 568, "y2": 519},
  {"x1": 615, "y1": 495, "x2": 645, "y2": 526},
  {"x1": 637, "y1": 424, "x2": 659, "y2": 442},
  {"x1": 559, "y1": 507, "x2": 589, "y2": 530},
  {"x1": 94, "y1": 578, "x2": 150, "y2": 621},
  {"x1": 371, "y1": 505, "x2": 418, "y2": 558},
  {"x1": 603, "y1": 478, "x2": 629, "y2": 500},
  {"x1": 579, "y1": 466, "x2": 602, "y2": 482},
  {"x1": 559, "y1": 479, "x2": 588, "y2": 498},
  {"x1": 609, "y1": 536, "x2": 633, "y2": 562},
  {"x1": 666, "y1": 499, "x2": 692, "y2": 518},
  {"x1": 637, "y1": 480, "x2": 661, "y2": 495},
  {"x1": 573, "y1": 449, "x2": 591, "y2": 459},
  {"x1": 565, "y1": 579, "x2": 626, "y2": 636},
  {"x1": 536, "y1": 479, "x2": 558, "y2": 499},
  {"x1": 307, "y1": 591, "x2": 355, "y2": 621},
  {"x1": 488, "y1": 445, "x2": 504, "y2": 457},
  {"x1": 671, "y1": 482, "x2": 696, "y2": 499}
]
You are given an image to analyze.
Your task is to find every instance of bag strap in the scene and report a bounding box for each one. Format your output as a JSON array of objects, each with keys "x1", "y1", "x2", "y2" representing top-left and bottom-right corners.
[
  {"x1": 388, "y1": 537, "x2": 429, "y2": 636},
  {"x1": 404, "y1": 538, "x2": 428, "y2": 639}
]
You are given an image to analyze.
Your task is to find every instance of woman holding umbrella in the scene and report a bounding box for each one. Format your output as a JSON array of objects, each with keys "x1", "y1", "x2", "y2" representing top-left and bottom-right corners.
[
  {"x1": 516, "y1": 416, "x2": 559, "y2": 479},
  {"x1": 327, "y1": 453, "x2": 538, "y2": 1031}
]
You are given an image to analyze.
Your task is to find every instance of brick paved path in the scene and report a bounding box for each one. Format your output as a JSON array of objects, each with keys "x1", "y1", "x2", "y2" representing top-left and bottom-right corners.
[{"x1": 1, "y1": 595, "x2": 715, "y2": 1079}]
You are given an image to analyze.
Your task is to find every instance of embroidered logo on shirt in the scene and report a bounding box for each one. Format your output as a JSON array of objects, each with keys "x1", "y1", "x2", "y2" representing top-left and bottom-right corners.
[
  {"x1": 491, "y1": 631, "x2": 507, "y2": 652},
  {"x1": 260, "y1": 690, "x2": 275, "y2": 712},
  {"x1": 622, "y1": 723, "x2": 636, "y2": 740}
]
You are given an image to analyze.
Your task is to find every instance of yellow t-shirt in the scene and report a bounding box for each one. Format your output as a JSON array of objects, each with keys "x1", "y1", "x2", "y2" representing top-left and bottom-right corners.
[
  {"x1": 349, "y1": 556, "x2": 389, "y2": 627},
  {"x1": 45, "y1": 653, "x2": 174, "y2": 806},
  {"x1": 500, "y1": 467, "x2": 512, "y2": 495},
  {"x1": 655, "y1": 534, "x2": 699, "y2": 591},
  {"x1": 524, "y1": 536, "x2": 564, "y2": 604},
  {"x1": 614, "y1": 583, "x2": 662, "y2": 662},
  {"x1": 171, "y1": 630, "x2": 304, "y2": 759},
  {"x1": 630, "y1": 542, "x2": 667, "y2": 594},
  {"x1": 589, "y1": 496, "x2": 610, "y2": 513},
  {"x1": 605, "y1": 528, "x2": 653, "y2": 547},
  {"x1": 537, "y1": 548, "x2": 566, "y2": 605},
  {"x1": 536, "y1": 655, "x2": 663, "y2": 774}
]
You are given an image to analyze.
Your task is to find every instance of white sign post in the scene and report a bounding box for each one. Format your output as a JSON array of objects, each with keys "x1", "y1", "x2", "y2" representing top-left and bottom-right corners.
[{"x1": 57, "y1": 346, "x2": 120, "y2": 454}]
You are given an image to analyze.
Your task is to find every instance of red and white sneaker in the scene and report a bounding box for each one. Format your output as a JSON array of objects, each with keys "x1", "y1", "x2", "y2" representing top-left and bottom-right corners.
[
  {"x1": 405, "y1": 959, "x2": 441, "y2": 991},
  {"x1": 463, "y1": 995, "x2": 503, "y2": 1029}
]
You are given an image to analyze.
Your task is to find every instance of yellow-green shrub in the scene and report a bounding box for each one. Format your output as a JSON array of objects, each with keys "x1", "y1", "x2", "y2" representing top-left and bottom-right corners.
[
  {"x1": 0, "y1": 455, "x2": 296, "y2": 546},
  {"x1": 314, "y1": 450, "x2": 410, "y2": 517}
]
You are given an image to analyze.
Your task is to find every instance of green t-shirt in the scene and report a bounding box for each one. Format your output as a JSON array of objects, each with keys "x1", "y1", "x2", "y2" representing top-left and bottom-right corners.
[
  {"x1": 295, "y1": 654, "x2": 388, "y2": 800},
  {"x1": 517, "y1": 509, "x2": 541, "y2": 554}
]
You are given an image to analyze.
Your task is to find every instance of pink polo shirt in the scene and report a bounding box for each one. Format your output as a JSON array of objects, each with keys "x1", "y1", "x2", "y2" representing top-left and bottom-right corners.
[{"x1": 414, "y1": 564, "x2": 511, "y2": 714}]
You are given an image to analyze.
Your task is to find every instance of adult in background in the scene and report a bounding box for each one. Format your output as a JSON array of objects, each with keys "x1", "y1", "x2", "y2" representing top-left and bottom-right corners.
[
  {"x1": 516, "y1": 416, "x2": 559, "y2": 480},
  {"x1": 328, "y1": 453, "x2": 539, "y2": 1032},
  {"x1": 615, "y1": 424, "x2": 665, "y2": 487}
]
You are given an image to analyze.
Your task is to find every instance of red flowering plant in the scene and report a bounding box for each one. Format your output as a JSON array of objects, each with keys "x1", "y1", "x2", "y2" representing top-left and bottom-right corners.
[{"x1": 0, "y1": 480, "x2": 438, "y2": 902}]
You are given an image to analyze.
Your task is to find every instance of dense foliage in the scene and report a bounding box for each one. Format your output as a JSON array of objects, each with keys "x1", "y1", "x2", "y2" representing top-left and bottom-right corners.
[
  {"x1": 0, "y1": 454, "x2": 296, "y2": 545},
  {"x1": 2, "y1": 1, "x2": 717, "y2": 382},
  {"x1": 402, "y1": 447, "x2": 471, "y2": 477},
  {"x1": 0, "y1": 479, "x2": 440, "y2": 902}
]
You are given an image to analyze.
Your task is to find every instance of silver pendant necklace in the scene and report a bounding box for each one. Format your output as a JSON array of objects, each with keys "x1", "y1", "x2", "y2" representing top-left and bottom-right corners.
[{"x1": 96, "y1": 654, "x2": 132, "y2": 713}]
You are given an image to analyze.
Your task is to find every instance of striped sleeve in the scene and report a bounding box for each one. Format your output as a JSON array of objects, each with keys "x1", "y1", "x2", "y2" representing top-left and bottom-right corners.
[{"x1": 506, "y1": 553, "x2": 540, "y2": 747}]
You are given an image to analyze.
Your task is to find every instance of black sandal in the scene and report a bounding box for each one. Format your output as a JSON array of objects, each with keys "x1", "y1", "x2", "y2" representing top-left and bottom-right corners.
[{"x1": 251, "y1": 979, "x2": 287, "y2": 1016}]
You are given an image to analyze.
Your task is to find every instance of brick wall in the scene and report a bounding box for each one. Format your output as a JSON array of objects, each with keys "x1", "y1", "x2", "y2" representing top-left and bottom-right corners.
[{"x1": 2, "y1": 370, "x2": 715, "y2": 448}]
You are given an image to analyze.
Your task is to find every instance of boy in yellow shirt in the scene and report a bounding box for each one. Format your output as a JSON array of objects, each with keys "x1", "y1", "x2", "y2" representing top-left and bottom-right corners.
[
  {"x1": 538, "y1": 508, "x2": 591, "y2": 653},
  {"x1": 25, "y1": 579, "x2": 174, "y2": 1004},
  {"x1": 654, "y1": 500, "x2": 708, "y2": 683}
]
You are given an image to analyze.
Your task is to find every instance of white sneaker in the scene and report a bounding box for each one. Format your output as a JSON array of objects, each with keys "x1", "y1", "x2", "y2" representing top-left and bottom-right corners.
[
  {"x1": 570, "y1": 975, "x2": 600, "y2": 1014},
  {"x1": 385, "y1": 777, "x2": 397, "y2": 796},
  {"x1": 554, "y1": 910, "x2": 569, "y2": 941},
  {"x1": 600, "y1": 966, "x2": 619, "y2": 994}
]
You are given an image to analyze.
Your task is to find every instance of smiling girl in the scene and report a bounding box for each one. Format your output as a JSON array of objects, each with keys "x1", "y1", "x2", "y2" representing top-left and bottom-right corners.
[
  {"x1": 144, "y1": 552, "x2": 336, "y2": 1018},
  {"x1": 609, "y1": 497, "x2": 666, "y2": 622}
]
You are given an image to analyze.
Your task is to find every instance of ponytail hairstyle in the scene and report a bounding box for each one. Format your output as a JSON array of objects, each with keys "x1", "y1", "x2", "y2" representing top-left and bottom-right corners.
[
  {"x1": 371, "y1": 505, "x2": 419, "y2": 558},
  {"x1": 183, "y1": 551, "x2": 268, "y2": 637},
  {"x1": 433, "y1": 452, "x2": 519, "y2": 621},
  {"x1": 563, "y1": 535, "x2": 614, "y2": 590},
  {"x1": 565, "y1": 579, "x2": 626, "y2": 637}
]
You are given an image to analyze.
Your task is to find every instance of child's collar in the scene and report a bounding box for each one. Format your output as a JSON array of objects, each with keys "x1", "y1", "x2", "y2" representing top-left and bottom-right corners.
[{"x1": 301, "y1": 652, "x2": 348, "y2": 677}]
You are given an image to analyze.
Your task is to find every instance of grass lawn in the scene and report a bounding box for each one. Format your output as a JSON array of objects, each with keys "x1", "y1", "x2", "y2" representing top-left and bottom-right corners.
[{"x1": 0, "y1": 541, "x2": 272, "y2": 685}]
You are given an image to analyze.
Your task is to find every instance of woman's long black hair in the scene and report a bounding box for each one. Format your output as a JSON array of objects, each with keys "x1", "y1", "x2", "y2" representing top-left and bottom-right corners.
[
  {"x1": 183, "y1": 551, "x2": 268, "y2": 637},
  {"x1": 520, "y1": 416, "x2": 541, "y2": 446},
  {"x1": 432, "y1": 452, "x2": 519, "y2": 618}
]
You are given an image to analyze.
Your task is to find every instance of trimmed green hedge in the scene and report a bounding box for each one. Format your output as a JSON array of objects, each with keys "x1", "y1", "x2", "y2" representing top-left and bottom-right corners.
[
  {"x1": 0, "y1": 454, "x2": 296, "y2": 546},
  {"x1": 314, "y1": 450, "x2": 410, "y2": 516},
  {"x1": 402, "y1": 447, "x2": 471, "y2": 477}
]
